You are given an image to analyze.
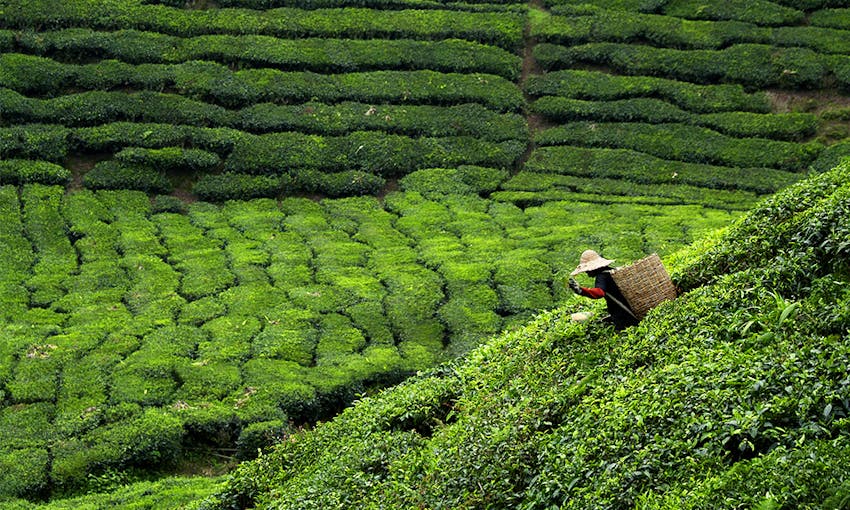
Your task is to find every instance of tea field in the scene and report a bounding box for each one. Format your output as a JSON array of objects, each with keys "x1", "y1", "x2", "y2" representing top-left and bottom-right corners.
[{"x1": 1, "y1": 0, "x2": 850, "y2": 504}]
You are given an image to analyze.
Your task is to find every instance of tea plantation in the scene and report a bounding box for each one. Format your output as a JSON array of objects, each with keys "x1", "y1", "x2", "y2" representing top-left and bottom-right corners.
[{"x1": 1, "y1": 0, "x2": 850, "y2": 506}]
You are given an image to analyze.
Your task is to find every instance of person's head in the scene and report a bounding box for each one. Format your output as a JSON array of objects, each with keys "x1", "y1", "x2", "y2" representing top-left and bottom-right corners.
[{"x1": 570, "y1": 249, "x2": 614, "y2": 276}]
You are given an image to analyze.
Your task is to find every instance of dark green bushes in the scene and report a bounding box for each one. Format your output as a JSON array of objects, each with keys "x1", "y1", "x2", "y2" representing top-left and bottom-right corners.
[
  {"x1": 233, "y1": 102, "x2": 528, "y2": 141},
  {"x1": 0, "y1": 160, "x2": 70, "y2": 185},
  {"x1": 0, "y1": 2, "x2": 524, "y2": 51},
  {"x1": 223, "y1": 131, "x2": 523, "y2": 177},
  {"x1": 82, "y1": 160, "x2": 173, "y2": 194},
  {"x1": 0, "y1": 125, "x2": 69, "y2": 162},
  {"x1": 525, "y1": 146, "x2": 800, "y2": 194},
  {"x1": 115, "y1": 147, "x2": 220, "y2": 172},
  {"x1": 193, "y1": 173, "x2": 284, "y2": 202},
  {"x1": 661, "y1": 0, "x2": 804, "y2": 26},
  {"x1": 524, "y1": 69, "x2": 770, "y2": 113},
  {"x1": 2, "y1": 55, "x2": 524, "y2": 112},
  {"x1": 535, "y1": 43, "x2": 833, "y2": 89},
  {"x1": 16, "y1": 29, "x2": 521, "y2": 79},
  {"x1": 2, "y1": 90, "x2": 527, "y2": 141},
  {"x1": 535, "y1": 122, "x2": 822, "y2": 172},
  {"x1": 530, "y1": 97, "x2": 817, "y2": 141}
]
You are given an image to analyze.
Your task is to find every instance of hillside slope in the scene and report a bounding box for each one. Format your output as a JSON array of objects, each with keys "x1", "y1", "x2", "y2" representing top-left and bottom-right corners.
[{"x1": 202, "y1": 162, "x2": 850, "y2": 509}]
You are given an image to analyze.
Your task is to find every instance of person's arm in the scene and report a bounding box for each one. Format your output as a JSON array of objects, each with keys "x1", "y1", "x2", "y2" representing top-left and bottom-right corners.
[
  {"x1": 579, "y1": 286, "x2": 605, "y2": 299},
  {"x1": 569, "y1": 278, "x2": 606, "y2": 299}
]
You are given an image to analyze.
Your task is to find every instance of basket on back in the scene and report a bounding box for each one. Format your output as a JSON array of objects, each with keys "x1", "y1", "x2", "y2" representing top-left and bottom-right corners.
[{"x1": 611, "y1": 253, "x2": 677, "y2": 320}]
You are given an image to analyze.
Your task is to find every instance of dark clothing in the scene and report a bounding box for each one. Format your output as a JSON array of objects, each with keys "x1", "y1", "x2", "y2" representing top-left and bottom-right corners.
[{"x1": 580, "y1": 268, "x2": 639, "y2": 330}]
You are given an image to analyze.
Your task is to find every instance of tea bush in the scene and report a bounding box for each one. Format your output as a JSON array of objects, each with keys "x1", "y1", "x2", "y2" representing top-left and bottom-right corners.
[
  {"x1": 114, "y1": 146, "x2": 221, "y2": 172},
  {"x1": 661, "y1": 0, "x2": 804, "y2": 26},
  {"x1": 524, "y1": 69, "x2": 770, "y2": 113},
  {"x1": 536, "y1": 43, "x2": 832, "y2": 89},
  {"x1": 531, "y1": 97, "x2": 817, "y2": 141},
  {"x1": 0, "y1": 159, "x2": 70, "y2": 185},
  {"x1": 811, "y1": 8, "x2": 850, "y2": 29},
  {"x1": 0, "y1": 2, "x2": 525, "y2": 51},
  {"x1": 535, "y1": 122, "x2": 822, "y2": 172},
  {"x1": 193, "y1": 173, "x2": 284, "y2": 201},
  {"x1": 82, "y1": 160, "x2": 173, "y2": 194},
  {"x1": 16, "y1": 29, "x2": 521, "y2": 79},
  {"x1": 525, "y1": 146, "x2": 801, "y2": 194},
  {"x1": 399, "y1": 166, "x2": 509, "y2": 197}
]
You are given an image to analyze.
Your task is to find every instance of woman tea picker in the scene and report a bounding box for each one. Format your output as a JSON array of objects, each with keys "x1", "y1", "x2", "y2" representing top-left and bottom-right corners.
[{"x1": 569, "y1": 250, "x2": 639, "y2": 330}]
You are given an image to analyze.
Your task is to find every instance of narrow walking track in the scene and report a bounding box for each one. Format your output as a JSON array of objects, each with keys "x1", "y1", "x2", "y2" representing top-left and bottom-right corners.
[{"x1": 514, "y1": 0, "x2": 551, "y2": 173}]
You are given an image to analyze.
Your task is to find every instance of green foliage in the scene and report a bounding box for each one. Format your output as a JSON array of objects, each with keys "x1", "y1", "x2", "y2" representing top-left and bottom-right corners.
[
  {"x1": 193, "y1": 173, "x2": 285, "y2": 202},
  {"x1": 17, "y1": 29, "x2": 521, "y2": 79},
  {"x1": 0, "y1": 160, "x2": 71, "y2": 185},
  {"x1": 525, "y1": 146, "x2": 800, "y2": 194},
  {"x1": 1, "y1": 2, "x2": 524, "y2": 51},
  {"x1": 535, "y1": 43, "x2": 832, "y2": 90},
  {"x1": 661, "y1": 0, "x2": 804, "y2": 26},
  {"x1": 525, "y1": 69, "x2": 770, "y2": 113},
  {"x1": 531, "y1": 97, "x2": 817, "y2": 141},
  {"x1": 115, "y1": 146, "x2": 221, "y2": 173},
  {"x1": 535, "y1": 122, "x2": 822, "y2": 172},
  {"x1": 82, "y1": 160, "x2": 173, "y2": 194},
  {"x1": 400, "y1": 166, "x2": 508, "y2": 197},
  {"x1": 0, "y1": 448, "x2": 50, "y2": 499}
]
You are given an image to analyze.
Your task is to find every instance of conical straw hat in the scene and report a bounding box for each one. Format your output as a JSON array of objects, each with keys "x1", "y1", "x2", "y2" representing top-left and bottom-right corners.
[{"x1": 570, "y1": 250, "x2": 614, "y2": 276}]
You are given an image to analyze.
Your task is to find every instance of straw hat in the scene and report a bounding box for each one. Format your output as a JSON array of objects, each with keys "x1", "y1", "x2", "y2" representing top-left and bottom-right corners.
[{"x1": 570, "y1": 249, "x2": 614, "y2": 276}]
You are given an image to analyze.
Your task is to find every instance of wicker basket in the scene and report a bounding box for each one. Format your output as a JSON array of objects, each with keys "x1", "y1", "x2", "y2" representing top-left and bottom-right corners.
[{"x1": 611, "y1": 253, "x2": 677, "y2": 319}]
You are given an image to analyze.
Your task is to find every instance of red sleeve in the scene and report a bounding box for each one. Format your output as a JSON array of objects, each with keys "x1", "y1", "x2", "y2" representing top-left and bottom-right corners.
[{"x1": 580, "y1": 287, "x2": 606, "y2": 299}]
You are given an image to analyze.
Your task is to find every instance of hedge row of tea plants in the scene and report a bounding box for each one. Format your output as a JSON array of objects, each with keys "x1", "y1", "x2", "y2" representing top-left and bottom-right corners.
[
  {"x1": 11, "y1": 29, "x2": 521, "y2": 79},
  {"x1": 0, "y1": 160, "x2": 70, "y2": 185},
  {"x1": 0, "y1": 2, "x2": 524, "y2": 51},
  {"x1": 523, "y1": 69, "x2": 770, "y2": 113},
  {"x1": 535, "y1": 122, "x2": 823, "y2": 172},
  {"x1": 209, "y1": 0, "x2": 526, "y2": 9},
  {"x1": 523, "y1": 146, "x2": 801, "y2": 194},
  {"x1": 0, "y1": 89, "x2": 527, "y2": 142},
  {"x1": 810, "y1": 8, "x2": 850, "y2": 29},
  {"x1": 532, "y1": 8, "x2": 850, "y2": 55},
  {"x1": 530, "y1": 97, "x2": 817, "y2": 141},
  {"x1": 222, "y1": 131, "x2": 524, "y2": 177},
  {"x1": 499, "y1": 172, "x2": 759, "y2": 210},
  {"x1": 0, "y1": 54, "x2": 524, "y2": 112},
  {"x1": 534, "y1": 42, "x2": 849, "y2": 90}
]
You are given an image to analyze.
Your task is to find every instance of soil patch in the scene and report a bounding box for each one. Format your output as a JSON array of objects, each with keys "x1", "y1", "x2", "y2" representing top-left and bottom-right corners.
[{"x1": 64, "y1": 153, "x2": 112, "y2": 191}]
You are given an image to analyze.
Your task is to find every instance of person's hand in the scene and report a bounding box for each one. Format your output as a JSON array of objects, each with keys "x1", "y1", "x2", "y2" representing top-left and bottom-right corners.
[{"x1": 568, "y1": 277, "x2": 582, "y2": 295}]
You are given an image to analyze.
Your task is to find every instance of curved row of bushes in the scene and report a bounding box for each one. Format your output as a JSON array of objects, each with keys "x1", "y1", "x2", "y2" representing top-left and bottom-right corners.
[
  {"x1": 535, "y1": 122, "x2": 822, "y2": 172},
  {"x1": 530, "y1": 97, "x2": 817, "y2": 141},
  {"x1": 523, "y1": 69, "x2": 770, "y2": 113},
  {"x1": 0, "y1": 54, "x2": 524, "y2": 111},
  {"x1": 223, "y1": 131, "x2": 524, "y2": 177},
  {"x1": 10, "y1": 29, "x2": 520, "y2": 79},
  {"x1": 0, "y1": 88, "x2": 528, "y2": 142},
  {"x1": 524, "y1": 145, "x2": 801, "y2": 194},
  {"x1": 0, "y1": 123, "x2": 524, "y2": 181},
  {"x1": 534, "y1": 42, "x2": 850, "y2": 90},
  {"x1": 206, "y1": 0, "x2": 526, "y2": 9},
  {"x1": 543, "y1": 0, "x2": 844, "y2": 18},
  {"x1": 496, "y1": 172, "x2": 758, "y2": 210},
  {"x1": 192, "y1": 170, "x2": 386, "y2": 201},
  {"x1": 533, "y1": 7, "x2": 850, "y2": 54},
  {"x1": 0, "y1": 1, "x2": 524, "y2": 51},
  {"x1": 0, "y1": 160, "x2": 70, "y2": 186}
]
